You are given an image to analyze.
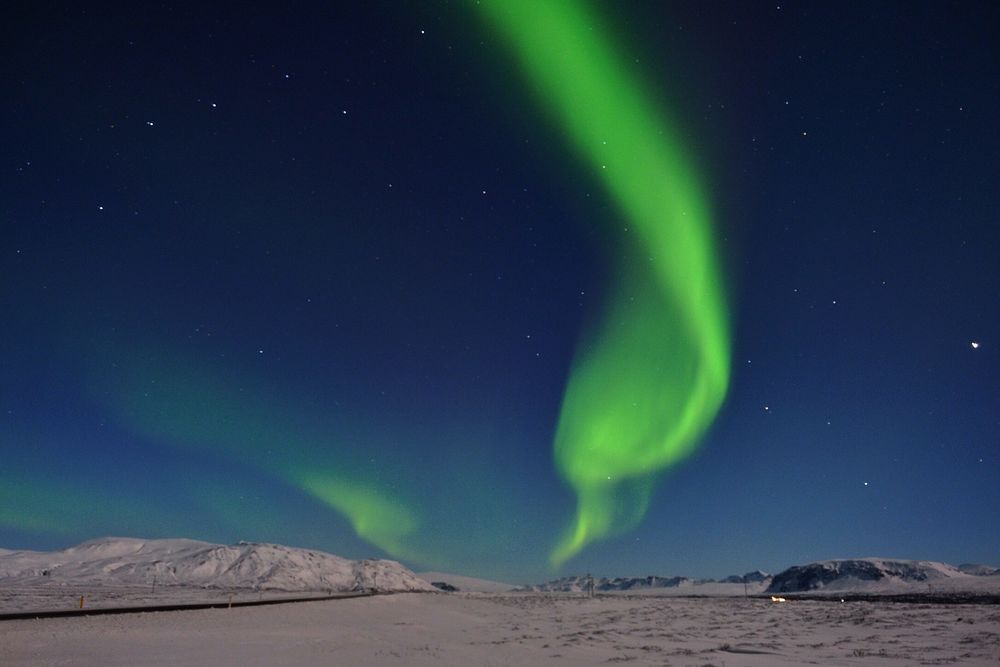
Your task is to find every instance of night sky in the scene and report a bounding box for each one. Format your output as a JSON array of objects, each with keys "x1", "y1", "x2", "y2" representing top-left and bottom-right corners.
[{"x1": 2, "y1": 1, "x2": 997, "y2": 583}]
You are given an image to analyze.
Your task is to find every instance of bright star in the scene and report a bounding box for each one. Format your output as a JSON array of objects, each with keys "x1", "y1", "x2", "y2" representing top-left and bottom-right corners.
[{"x1": 971, "y1": 341, "x2": 980, "y2": 349}]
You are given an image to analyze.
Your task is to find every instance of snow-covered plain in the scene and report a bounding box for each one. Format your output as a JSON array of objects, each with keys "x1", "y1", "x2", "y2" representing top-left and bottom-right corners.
[
  {"x1": 4, "y1": 539, "x2": 999, "y2": 665},
  {"x1": 3, "y1": 592, "x2": 999, "y2": 666}
]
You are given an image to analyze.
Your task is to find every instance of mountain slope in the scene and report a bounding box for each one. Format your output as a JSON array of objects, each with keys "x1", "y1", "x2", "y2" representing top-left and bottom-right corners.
[
  {"x1": 958, "y1": 563, "x2": 1000, "y2": 576},
  {"x1": 767, "y1": 558, "x2": 987, "y2": 593},
  {"x1": 0, "y1": 537, "x2": 435, "y2": 593}
]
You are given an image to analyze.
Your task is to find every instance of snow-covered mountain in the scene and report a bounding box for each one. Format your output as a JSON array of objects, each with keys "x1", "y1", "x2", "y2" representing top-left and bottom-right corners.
[
  {"x1": 718, "y1": 570, "x2": 771, "y2": 584},
  {"x1": 767, "y1": 558, "x2": 994, "y2": 593},
  {"x1": 519, "y1": 574, "x2": 691, "y2": 593},
  {"x1": 519, "y1": 559, "x2": 999, "y2": 596},
  {"x1": 0, "y1": 537, "x2": 435, "y2": 593},
  {"x1": 958, "y1": 563, "x2": 1000, "y2": 576}
]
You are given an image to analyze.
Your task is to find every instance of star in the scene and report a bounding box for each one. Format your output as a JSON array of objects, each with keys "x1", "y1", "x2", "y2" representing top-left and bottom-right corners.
[{"x1": 970, "y1": 341, "x2": 980, "y2": 349}]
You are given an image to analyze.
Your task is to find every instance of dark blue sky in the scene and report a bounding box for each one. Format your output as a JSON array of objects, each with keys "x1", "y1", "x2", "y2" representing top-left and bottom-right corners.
[{"x1": 2, "y1": 1, "x2": 997, "y2": 582}]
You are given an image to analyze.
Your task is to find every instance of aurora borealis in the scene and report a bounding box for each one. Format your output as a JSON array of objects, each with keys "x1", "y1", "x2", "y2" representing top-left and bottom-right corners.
[
  {"x1": 2, "y1": 1, "x2": 998, "y2": 582},
  {"x1": 474, "y1": 0, "x2": 729, "y2": 566}
]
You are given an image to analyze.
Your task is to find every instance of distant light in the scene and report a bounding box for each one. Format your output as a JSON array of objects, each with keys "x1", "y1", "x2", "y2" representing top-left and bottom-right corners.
[
  {"x1": 770, "y1": 596, "x2": 787, "y2": 603},
  {"x1": 971, "y1": 341, "x2": 980, "y2": 349},
  {"x1": 863, "y1": 481, "x2": 869, "y2": 486}
]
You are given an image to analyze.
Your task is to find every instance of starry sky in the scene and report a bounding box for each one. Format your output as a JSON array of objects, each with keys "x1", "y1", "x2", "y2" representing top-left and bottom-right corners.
[{"x1": 2, "y1": 1, "x2": 997, "y2": 583}]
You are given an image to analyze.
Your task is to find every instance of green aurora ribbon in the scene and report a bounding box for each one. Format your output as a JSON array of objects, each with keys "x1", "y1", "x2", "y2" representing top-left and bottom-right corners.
[{"x1": 472, "y1": 0, "x2": 731, "y2": 566}]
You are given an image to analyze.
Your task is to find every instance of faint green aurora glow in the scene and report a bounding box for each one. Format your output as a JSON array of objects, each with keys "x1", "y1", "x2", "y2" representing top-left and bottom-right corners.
[
  {"x1": 90, "y1": 351, "x2": 423, "y2": 560},
  {"x1": 297, "y1": 473, "x2": 419, "y2": 557},
  {"x1": 473, "y1": 0, "x2": 731, "y2": 566}
]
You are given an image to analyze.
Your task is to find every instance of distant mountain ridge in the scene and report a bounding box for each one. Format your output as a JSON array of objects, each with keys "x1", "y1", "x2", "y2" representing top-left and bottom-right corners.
[
  {"x1": 0, "y1": 537, "x2": 435, "y2": 593},
  {"x1": 519, "y1": 574, "x2": 692, "y2": 592},
  {"x1": 719, "y1": 570, "x2": 771, "y2": 584},
  {"x1": 958, "y1": 563, "x2": 1000, "y2": 576},
  {"x1": 520, "y1": 569, "x2": 775, "y2": 593},
  {"x1": 521, "y1": 560, "x2": 999, "y2": 595}
]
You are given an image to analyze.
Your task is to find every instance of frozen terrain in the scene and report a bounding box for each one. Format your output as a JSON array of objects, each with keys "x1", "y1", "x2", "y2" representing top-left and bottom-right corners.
[
  {"x1": 3, "y1": 539, "x2": 999, "y2": 665},
  {"x1": 3, "y1": 592, "x2": 999, "y2": 666}
]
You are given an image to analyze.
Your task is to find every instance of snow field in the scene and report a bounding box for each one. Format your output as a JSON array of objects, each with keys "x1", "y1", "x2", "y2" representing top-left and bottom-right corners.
[{"x1": 2, "y1": 592, "x2": 998, "y2": 666}]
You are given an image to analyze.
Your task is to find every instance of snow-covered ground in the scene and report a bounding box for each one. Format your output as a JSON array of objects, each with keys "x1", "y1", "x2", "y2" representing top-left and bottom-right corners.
[
  {"x1": 3, "y1": 592, "x2": 999, "y2": 666},
  {"x1": 4, "y1": 539, "x2": 999, "y2": 664}
]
